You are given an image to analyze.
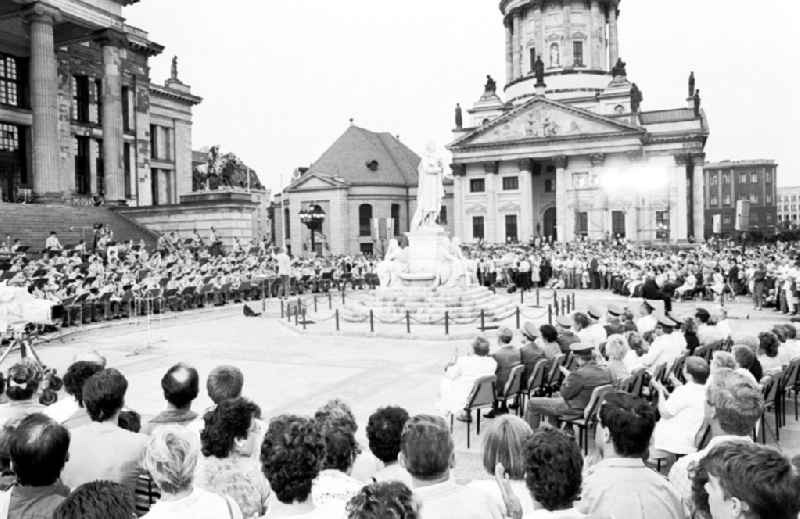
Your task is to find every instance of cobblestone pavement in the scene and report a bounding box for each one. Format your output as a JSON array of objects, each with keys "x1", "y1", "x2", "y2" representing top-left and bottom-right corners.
[{"x1": 11, "y1": 289, "x2": 799, "y2": 480}]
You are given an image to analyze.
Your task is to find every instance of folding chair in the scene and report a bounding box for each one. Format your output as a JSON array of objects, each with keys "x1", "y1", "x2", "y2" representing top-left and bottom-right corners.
[
  {"x1": 760, "y1": 374, "x2": 782, "y2": 443},
  {"x1": 522, "y1": 359, "x2": 552, "y2": 408},
  {"x1": 782, "y1": 358, "x2": 800, "y2": 420},
  {"x1": 496, "y1": 364, "x2": 524, "y2": 416},
  {"x1": 450, "y1": 375, "x2": 496, "y2": 449},
  {"x1": 562, "y1": 384, "x2": 617, "y2": 455}
]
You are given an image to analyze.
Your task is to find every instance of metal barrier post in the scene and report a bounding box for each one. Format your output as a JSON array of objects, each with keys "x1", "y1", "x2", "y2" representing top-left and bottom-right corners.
[
  {"x1": 444, "y1": 311, "x2": 449, "y2": 335},
  {"x1": 328, "y1": 291, "x2": 333, "y2": 309},
  {"x1": 571, "y1": 292, "x2": 576, "y2": 311},
  {"x1": 314, "y1": 296, "x2": 318, "y2": 313},
  {"x1": 536, "y1": 288, "x2": 540, "y2": 307},
  {"x1": 480, "y1": 309, "x2": 485, "y2": 332},
  {"x1": 302, "y1": 309, "x2": 307, "y2": 330},
  {"x1": 548, "y1": 304, "x2": 553, "y2": 325},
  {"x1": 554, "y1": 297, "x2": 559, "y2": 316},
  {"x1": 406, "y1": 311, "x2": 411, "y2": 334},
  {"x1": 341, "y1": 287, "x2": 346, "y2": 305},
  {"x1": 369, "y1": 309, "x2": 374, "y2": 333},
  {"x1": 520, "y1": 290, "x2": 524, "y2": 305},
  {"x1": 515, "y1": 307, "x2": 520, "y2": 329},
  {"x1": 294, "y1": 306, "x2": 299, "y2": 326},
  {"x1": 280, "y1": 299, "x2": 285, "y2": 318},
  {"x1": 335, "y1": 309, "x2": 340, "y2": 331}
]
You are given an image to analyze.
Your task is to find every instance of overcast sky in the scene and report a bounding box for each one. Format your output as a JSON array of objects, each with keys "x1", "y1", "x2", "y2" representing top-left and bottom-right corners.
[{"x1": 126, "y1": 0, "x2": 800, "y2": 192}]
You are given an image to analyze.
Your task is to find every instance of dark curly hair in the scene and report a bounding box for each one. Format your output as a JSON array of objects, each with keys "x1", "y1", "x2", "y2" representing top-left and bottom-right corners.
[
  {"x1": 63, "y1": 361, "x2": 104, "y2": 407},
  {"x1": 346, "y1": 481, "x2": 419, "y2": 519},
  {"x1": 314, "y1": 399, "x2": 357, "y2": 434},
  {"x1": 524, "y1": 428, "x2": 582, "y2": 511},
  {"x1": 319, "y1": 419, "x2": 360, "y2": 472},
  {"x1": 53, "y1": 480, "x2": 136, "y2": 519},
  {"x1": 261, "y1": 415, "x2": 326, "y2": 504},
  {"x1": 201, "y1": 397, "x2": 261, "y2": 458},
  {"x1": 366, "y1": 406, "x2": 409, "y2": 464},
  {"x1": 758, "y1": 331, "x2": 780, "y2": 358}
]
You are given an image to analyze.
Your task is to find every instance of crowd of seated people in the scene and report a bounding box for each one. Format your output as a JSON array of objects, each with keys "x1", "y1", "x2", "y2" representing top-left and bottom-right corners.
[
  {"x1": 0, "y1": 303, "x2": 798, "y2": 519},
  {"x1": 0, "y1": 227, "x2": 389, "y2": 334},
  {"x1": 462, "y1": 238, "x2": 800, "y2": 314}
]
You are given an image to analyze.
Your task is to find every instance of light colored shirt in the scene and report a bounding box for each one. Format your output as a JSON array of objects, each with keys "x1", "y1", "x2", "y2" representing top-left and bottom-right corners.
[
  {"x1": 143, "y1": 487, "x2": 242, "y2": 519},
  {"x1": 580, "y1": 457, "x2": 685, "y2": 519},
  {"x1": 653, "y1": 382, "x2": 706, "y2": 455},
  {"x1": 413, "y1": 478, "x2": 503, "y2": 519},
  {"x1": 276, "y1": 253, "x2": 291, "y2": 276},
  {"x1": 636, "y1": 334, "x2": 685, "y2": 373},
  {"x1": 636, "y1": 315, "x2": 657, "y2": 334},
  {"x1": 467, "y1": 478, "x2": 534, "y2": 518},
  {"x1": 372, "y1": 463, "x2": 413, "y2": 487},
  {"x1": 668, "y1": 435, "x2": 753, "y2": 517}
]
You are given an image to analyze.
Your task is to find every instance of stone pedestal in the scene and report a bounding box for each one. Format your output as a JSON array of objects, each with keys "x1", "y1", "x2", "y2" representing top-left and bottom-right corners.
[{"x1": 405, "y1": 226, "x2": 448, "y2": 275}]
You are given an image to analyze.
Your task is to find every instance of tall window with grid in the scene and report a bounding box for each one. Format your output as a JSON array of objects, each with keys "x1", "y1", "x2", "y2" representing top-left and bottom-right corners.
[{"x1": 0, "y1": 54, "x2": 22, "y2": 107}]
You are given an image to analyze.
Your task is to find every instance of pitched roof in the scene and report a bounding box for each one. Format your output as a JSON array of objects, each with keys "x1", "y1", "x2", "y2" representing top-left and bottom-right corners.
[{"x1": 302, "y1": 125, "x2": 420, "y2": 187}]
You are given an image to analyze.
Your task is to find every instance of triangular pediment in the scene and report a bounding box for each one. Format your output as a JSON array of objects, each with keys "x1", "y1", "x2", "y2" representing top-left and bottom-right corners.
[
  {"x1": 450, "y1": 97, "x2": 644, "y2": 149},
  {"x1": 288, "y1": 173, "x2": 347, "y2": 191}
]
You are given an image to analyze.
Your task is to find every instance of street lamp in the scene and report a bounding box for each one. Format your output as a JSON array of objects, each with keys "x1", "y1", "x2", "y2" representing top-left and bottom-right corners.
[{"x1": 298, "y1": 204, "x2": 326, "y2": 256}]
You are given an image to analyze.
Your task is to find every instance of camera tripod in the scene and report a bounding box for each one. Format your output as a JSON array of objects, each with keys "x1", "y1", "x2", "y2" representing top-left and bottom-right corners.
[{"x1": 0, "y1": 327, "x2": 43, "y2": 368}]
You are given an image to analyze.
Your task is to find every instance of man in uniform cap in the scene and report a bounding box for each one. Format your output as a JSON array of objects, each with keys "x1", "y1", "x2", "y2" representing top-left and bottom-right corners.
[
  {"x1": 555, "y1": 315, "x2": 580, "y2": 353},
  {"x1": 604, "y1": 304, "x2": 625, "y2": 335},
  {"x1": 524, "y1": 342, "x2": 614, "y2": 428},
  {"x1": 487, "y1": 327, "x2": 521, "y2": 417},
  {"x1": 632, "y1": 315, "x2": 686, "y2": 374},
  {"x1": 578, "y1": 308, "x2": 607, "y2": 350}
]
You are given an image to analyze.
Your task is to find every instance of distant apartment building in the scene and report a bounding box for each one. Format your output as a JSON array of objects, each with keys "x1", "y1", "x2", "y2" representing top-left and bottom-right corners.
[
  {"x1": 703, "y1": 160, "x2": 777, "y2": 236},
  {"x1": 778, "y1": 185, "x2": 800, "y2": 225}
]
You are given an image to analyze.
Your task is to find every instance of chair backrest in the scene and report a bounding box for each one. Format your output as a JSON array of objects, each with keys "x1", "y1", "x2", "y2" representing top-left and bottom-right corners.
[
  {"x1": 783, "y1": 359, "x2": 800, "y2": 390},
  {"x1": 762, "y1": 375, "x2": 779, "y2": 405},
  {"x1": 466, "y1": 375, "x2": 497, "y2": 409},
  {"x1": 584, "y1": 384, "x2": 616, "y2": 421},
  {"x1": 671, "y1": 354, "x2": 688, "y2": 384},
  {"x1": 501, "y1": 364, "x2": 524, "y2": 398},
  {"x1": 527, "y1": 359, "x2": 551, "y2": 392},
  {"x1": 626, "y1": 368, "x2": 648, "y2": 397},
  {"x1": 547, "y1": 354, "x2": 565, "y2": 383}
]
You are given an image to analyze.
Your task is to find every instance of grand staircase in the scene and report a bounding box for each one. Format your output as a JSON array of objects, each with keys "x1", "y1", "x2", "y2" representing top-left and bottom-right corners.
[{"x1": 0, "y1": 203, "x2": 159, "y2": 252}]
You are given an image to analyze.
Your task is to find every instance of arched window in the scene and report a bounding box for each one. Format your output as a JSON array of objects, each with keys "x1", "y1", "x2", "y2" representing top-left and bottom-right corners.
[{"x1": 358, "y1": 204, "x2": 372, "y2": 237}]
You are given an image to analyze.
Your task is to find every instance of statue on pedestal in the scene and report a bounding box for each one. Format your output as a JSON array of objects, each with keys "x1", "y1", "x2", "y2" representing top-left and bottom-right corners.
[
  {"x1": 611, "y1": 57, "x2": 627, "y2": 78},
  {"x1": 484, "y1": 75, "x2": 497, "y2": 95},
  {"x1": 411, "y1": 142, "x2": 445, "y2": 230},
  {"x1": 688, "y1": 71, "x2": 695, "y2": 97},
  {"x1": 454, "y1": 103, "x2": 463, "y2": 129},
  {"x1": 171, "y1": 56, "x2": 179, "y2": 81},
  {"x1": 534, "y1": 55, "x2": 546, "y2": 87}
]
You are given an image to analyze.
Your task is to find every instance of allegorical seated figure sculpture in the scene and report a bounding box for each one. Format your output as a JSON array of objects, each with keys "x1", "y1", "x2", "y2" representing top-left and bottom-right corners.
[
  {"x1": 436, "y1": 237, "x2": 473, "y2": 288},
  {"x1": 376, "y1": 239, "x2": 408, "y2": 288}
]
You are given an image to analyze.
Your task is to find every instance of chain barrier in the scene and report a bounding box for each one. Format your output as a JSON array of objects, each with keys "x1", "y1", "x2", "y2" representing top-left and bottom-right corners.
[{"x1": 519, "y1": 307, "x2": 550, "y2": 320}]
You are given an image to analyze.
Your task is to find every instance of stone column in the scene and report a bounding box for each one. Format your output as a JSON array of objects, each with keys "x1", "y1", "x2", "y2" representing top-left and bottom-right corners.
[
  {"x1": 484, "y1": 162, "x2": 499, "y2": 242},
  {"x1": 95, "y1": 29, "x2": 127, "y2": 204},
  {"x1": 562, "y1": 2, "x2": 571, "y2": 68},
  {"x1": 589, "y1": 0, "x2": 599, "y2": 69},
  {"x1": 25, "y1": 4, "x2": 62, "y2": 199},
  {"x1": 608, "y1": 3, "x2": 619, "y2": 67},
  {"x1": 505, "y1": 20, "x2": 513, "y2": 84},
  {"x1": 534, "y1": 3, "x2": 544, "y2": 69},
  {"x1": 554, "y1": 156, "x2": 569, "y2": 242},
  {"x1": 518, "y1": 159, "x2": 534, "y2": 242},
  {"x1": 692, "y1": 154, "x2": 706, "y2": 240},
  {"x1": 451, "y1": 165, "x2": 466, "y2": 241},
  {"x1": 512, "y1": 13, "x2": 521, "y2": 79}
]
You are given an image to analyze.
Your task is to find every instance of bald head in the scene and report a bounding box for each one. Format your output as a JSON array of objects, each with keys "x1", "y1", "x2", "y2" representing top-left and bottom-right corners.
[{"x1": 161, "y1": 363, "x2": 199, "y2": 410}]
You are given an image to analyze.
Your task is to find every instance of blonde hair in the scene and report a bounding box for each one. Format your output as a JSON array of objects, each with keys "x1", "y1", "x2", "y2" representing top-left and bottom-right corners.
[
  {"x1": 482, "y1": 415, "x2": 532, "y2": 479},
  {"x1": 605, "y1": 334, "x2": 629, "y2": 361},
  {"x1": 144, "y1": 426, "x2": 199, "y2": 495}
]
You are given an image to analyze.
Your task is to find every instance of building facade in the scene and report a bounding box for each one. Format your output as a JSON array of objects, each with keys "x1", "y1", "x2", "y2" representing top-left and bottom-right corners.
[
  {"x1": 777, "y1": 185, "x2": 800, "y2": 226},
  {"x1": 447, "y1": 0, "x2": 708, "y2": 244},
  {"x1": 0, "y1": 0, "x2": 201, "y2": 206},
  {"x1": 271, "y1": 124, "x2": 454, "y2": 257},
  {"x1": 703, "y1": 160, "x2": 777, "y2": 236}
]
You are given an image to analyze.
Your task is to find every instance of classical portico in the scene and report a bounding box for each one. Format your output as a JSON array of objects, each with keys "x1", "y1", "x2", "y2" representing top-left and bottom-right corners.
[
  {"x1": 448, "y1": 0, "x2": 708, "y2": 244},
  {"x1": 0, "y1": 0, "x2": 199, "y2": 206}
]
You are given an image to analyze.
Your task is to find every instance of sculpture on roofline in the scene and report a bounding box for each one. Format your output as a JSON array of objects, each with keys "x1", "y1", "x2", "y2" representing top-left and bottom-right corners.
[
  {"x1": 171, "y1": 56, "x2": 179, "y2": 81},
  {"x1": 688, "y1": 71, "x2": 695, "y2": 97},
  {"x1": 534, "y1": 55, "x2": 546, "y2": 87},
  {"x1": 454, "y1": 103, "x2": 463, "y2": 129},
  {"x1": 611, "y1": 57, "x2": 627, "y2": 78},
  {"x1": 630, "y1": 83, "x2": 643, "y2": 113},
  {"x1": 484, "y1": 75, "x2": 497, "y2": 95}
]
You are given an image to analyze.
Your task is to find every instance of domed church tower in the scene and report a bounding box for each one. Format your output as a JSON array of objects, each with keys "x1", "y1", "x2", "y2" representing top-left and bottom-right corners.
[{"x1": 502, "y1": 0, "x2": 620, "y2": 102}]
